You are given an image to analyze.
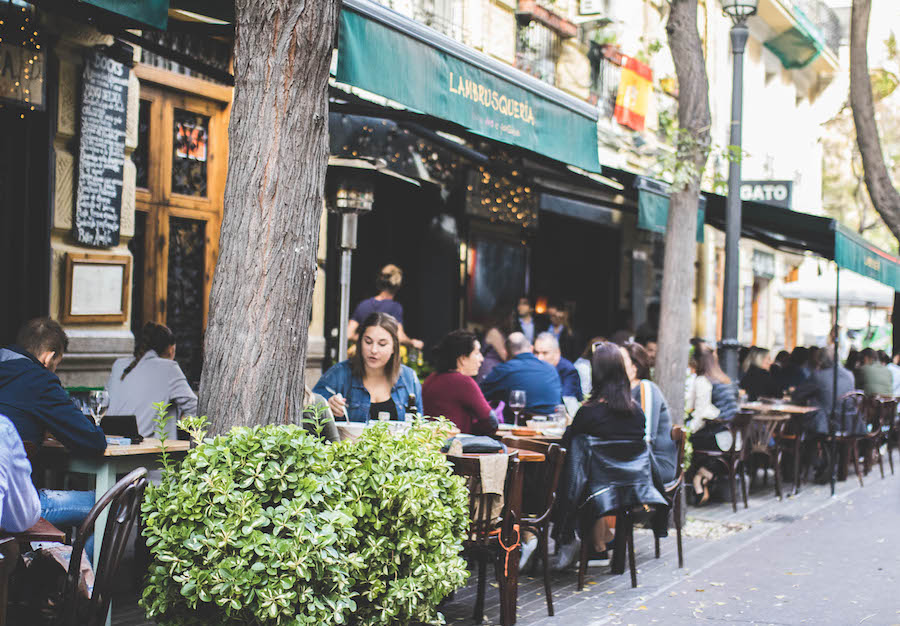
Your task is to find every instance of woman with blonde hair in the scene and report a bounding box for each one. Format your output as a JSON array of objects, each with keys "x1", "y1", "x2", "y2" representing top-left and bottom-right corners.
[{"x1": 347, "y1": 264, "x2": 423, "y2": 349}]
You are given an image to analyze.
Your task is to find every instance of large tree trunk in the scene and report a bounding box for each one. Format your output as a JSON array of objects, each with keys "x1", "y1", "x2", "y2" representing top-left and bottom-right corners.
[
  {"x1": 657, "y1": 0, "x2": 711, "y2": 424},
  {"x1": 199, "y1": 0, "x2": 340, "y2": 434},
  {"x1": 850, "y1": 0, "x2": 900, "y2": 240}
]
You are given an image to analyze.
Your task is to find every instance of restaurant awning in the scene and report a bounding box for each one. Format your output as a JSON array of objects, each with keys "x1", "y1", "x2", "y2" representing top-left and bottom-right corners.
[{"x1": 336, "y1": 0, "x2": 601, "y2": 174}]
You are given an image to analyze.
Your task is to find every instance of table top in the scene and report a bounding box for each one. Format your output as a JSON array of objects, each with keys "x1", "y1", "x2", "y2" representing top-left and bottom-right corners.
[
  {"x1": 3, "y1": 518, "x2": 66, "y2": 543},
  {"x1": 741, "y1": 402, "x2": 817, "y2": 415},
  {"x1": 42, "y1": 437, "x2": 190, "y2": 457},
  {"x1": 444, "y1": 448, "x2": 546, "y2": 463}
]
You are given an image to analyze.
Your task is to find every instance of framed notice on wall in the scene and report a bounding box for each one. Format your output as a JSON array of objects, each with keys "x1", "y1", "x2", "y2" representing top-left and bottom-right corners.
[{"x1": 62, "y1": 253, "x2": 131, "y2": 323}]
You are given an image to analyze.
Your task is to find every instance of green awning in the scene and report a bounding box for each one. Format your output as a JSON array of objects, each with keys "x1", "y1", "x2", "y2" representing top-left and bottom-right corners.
[
  {"x1": 81, "y1": 0, "x2": 168, "y2": 29},
  {"x1": 337, "y1": 0, "x2": 601, "y2": 173},
  {"x1": 834, "y1": 224, "x2": 900, "y2": 289},
  {"x1": 763, "y1": 5, "x2": 826, "y2": 70},
  {"x1": 635, "y1": 177, "x2": 705, "y2": 243}
]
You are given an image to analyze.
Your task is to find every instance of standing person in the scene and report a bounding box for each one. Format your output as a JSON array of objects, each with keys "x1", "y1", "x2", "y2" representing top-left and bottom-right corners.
[
  {"x1": 347, "y1": 264, "x2": 423, "y2": 350},
  {"x1": 686, "y1": 348, "x2": 740, "y2": 504},
  {"x1": 856, "y1": 347, "x2": 892, "y2": 396},
  {"x1": 546, "y1": 303, "x2": 579, "y2": 362},
  {"x1": 509, "y1": 297, "x2": 547, "y2": 344},
  {"x1": 423, "y1": 330, "x2": 498, "y2": 435},
  {"x1": 0, "y1": 318, "x2": 106, "y2": 544},
  {"x1": 106, "y1": 322, "x2": 198, "y2": 438},
  {"x1": 534, "y1": 332, "x2": 583, "y2": 402},
  {"x1": 480, "y1": 332, "x2": 561, "y2": 421},
  {"x1": 314, "y1": 312, "x2": 422, "y2": 423},
  {"x1": 574, "y1": 337, "x2": 604, "y2": 400},
  {"x1": 887, "y1": 351, "x2": 900, "y2": 396},
  {"x1": 476, "y1": 325, "x2": 507, "y2": 384},
  {"x1": 0, "y1": 413, "x2": 41, "y2": 533},
  {"x1": 740, "y1": 347, "x2": 780, "y2": 401},
  {"x1": 622, "y1": 342, "x2": 677, "y2": 484}
]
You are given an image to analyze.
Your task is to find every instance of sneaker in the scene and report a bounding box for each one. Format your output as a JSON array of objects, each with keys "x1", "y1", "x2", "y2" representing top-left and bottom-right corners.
[
  {"x1": 553, "y1": 538, "x2": 581, "y2": 571},
  {"x1": 586, "y1": 550, "x2": 610, "y2": 567},
  {"x1": 519, "y1": 536, "x2": 539, "y2": 571}
]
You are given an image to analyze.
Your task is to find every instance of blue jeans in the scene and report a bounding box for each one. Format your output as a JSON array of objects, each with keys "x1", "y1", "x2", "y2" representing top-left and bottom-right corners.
[{"x1": 38, "y1": 489, "x2": 95, "y2": 562}]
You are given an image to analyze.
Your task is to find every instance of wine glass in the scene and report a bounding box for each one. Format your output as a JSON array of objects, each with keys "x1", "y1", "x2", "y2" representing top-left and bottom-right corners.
[
  {"x1": 509, "y1": 390, "x2": 526, "y2": 426},
  {"x1": 88, "y1": 390, "x2": 110, "y2": 427}
]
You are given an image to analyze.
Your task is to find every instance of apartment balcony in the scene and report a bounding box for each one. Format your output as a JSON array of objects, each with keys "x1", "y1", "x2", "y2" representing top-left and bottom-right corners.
[{"x1": 758, "y1": 0, "x2": 841, "y2": 72}]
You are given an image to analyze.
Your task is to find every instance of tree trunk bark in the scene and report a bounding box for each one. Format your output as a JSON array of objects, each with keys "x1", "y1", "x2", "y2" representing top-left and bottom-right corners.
[
  {"x1": 199, "y1": 0, "x2": 340, "y2": 434},
  {"x1": 850, "y1": 0, "x2": 900, "y2": 240},
  {"x1": 657, "y1": 0, "x2": 711, "y2": 425}
]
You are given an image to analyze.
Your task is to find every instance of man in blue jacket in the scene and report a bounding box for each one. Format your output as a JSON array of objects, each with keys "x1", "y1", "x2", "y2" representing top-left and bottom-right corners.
[
  {"x1": 0, "y1": 318, "x2": 106, "y2": 541},
  {"x1": 481, "y1": 332, "x2": 561, "y2": 422},
  {"x1": 534, "y1": 332, "x2": 583, "y2": 402}
]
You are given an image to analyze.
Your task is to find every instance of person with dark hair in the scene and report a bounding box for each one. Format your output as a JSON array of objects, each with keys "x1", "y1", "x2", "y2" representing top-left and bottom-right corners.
[
  {"x1": 480, "y1": 332, "x2": 561, "y2": 421},
  {"x1": 546, "y1": 303, "x2": 579, "y2": 362},
  {"x1": 793, "y1": 347, "x2": 856, "y2": 436},
  {"x1": 0, "y1": 318, "x2": 106, "y2": 553},
  {"x1": 105, "y1": 322, "x2": 198, "y2": 438},
  {"x1": 780, "y1": 346, "x2": 811, "y2": 392},
  {"x1": 509, "y1": 296, "x2": 548, "y2": 344},
  {"x1": 770, "y1": 350, "x2": 790, "y2": 379},
  {"x1": 739, "y1": 347, "x2": 780, "y2": 401},
  {"x1": 574, "y1": 336, "x2": 605, "y2": 399},
  {"x1": 622, "y1": 342, "x2": 677, "y2": 484},
  {"x1": 422, "y1": 330, "x2": 497, "y2": 435},
  {"x1": 555, "y1": 342, "x2": 649, "y2": 568},
  {"x1": 686, "y1": 348, "x2": 740, "y2": 503},
  {"x1": 347, "y1": 264, "x2": 423, "y2": 350},
  {"x1": 314, "y1": 312, "x2": 422, "y2": 423},
  {"x1": 475, "y1": 324, "x2": 507, "y2": 384},
  {"x1": 856, "y1": 347, "x2": 892, "y2": 395},
  {"x1": 534, "y1": 332, "x2": 583, "y2": 402}
]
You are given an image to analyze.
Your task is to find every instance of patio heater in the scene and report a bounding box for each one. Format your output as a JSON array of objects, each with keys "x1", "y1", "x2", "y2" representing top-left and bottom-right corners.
[
  {"x1": 720, "y1": 0, "x2": 758, "y2": 379},
  {"x1": 328, "y1": 172, "x2": 375, "y2": 361}
]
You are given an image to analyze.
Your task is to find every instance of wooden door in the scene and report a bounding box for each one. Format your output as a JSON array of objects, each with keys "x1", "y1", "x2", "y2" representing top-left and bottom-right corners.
[{"x1": 131, "y1": 80, "x2": 229, "y2": 384}]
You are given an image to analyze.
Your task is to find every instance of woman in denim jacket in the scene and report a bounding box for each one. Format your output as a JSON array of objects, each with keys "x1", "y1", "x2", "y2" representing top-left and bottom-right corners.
[{"x1": 313, "y1": 312, "x2": 422, "y2": 423}]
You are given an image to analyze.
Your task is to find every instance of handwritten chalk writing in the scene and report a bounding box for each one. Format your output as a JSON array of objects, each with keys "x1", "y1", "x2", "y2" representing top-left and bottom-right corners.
[{"x1": 74, "y1": 51, "x2": 129, "y2": 248}]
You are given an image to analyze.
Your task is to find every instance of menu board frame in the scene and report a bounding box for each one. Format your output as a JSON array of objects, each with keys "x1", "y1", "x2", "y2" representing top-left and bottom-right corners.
[
  {"x1": 62, "y1": 252, "x2": 132, "y2": 324},
  {"x1": 73, "y1": 49, "x2": 130, "y2": 248}
]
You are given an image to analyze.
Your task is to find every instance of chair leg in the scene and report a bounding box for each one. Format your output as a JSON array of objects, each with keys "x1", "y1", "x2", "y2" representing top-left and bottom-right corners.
[
  {"x1": 851, "y1": 441, "x2": 864, "y2": 488},
  {"x1": 877, "y1": 438, "x2": 885, "y2": 479},
  {"x1": 473, "y1": 555, "x2": 487, "y2": 624},
  {"x1": 654, "y1": 535, "x2": 660, "y2": 559},
  {"x1": 577, "y1": 532, "x2": 589, "y2": 591},
  {"x1": 739, "y1": 463, "x2": 749, "y2": 509},
  {"x1": 625, "y1": 514, "x2": 637, "y2": 588},
  {"x1": 773, "y1": 450, "x2": 783, "y2": 500},
  {"x1": 887, "y1": 437, "x2": 895, "y2": 475},
  {"x1": 728, "y1": 463, "x2": 738, "y2": 513},
  {"x1": 792, "y1": 439, "x2": 802, "y2": 495},
  {"x1": 674, "y1": 489, "x2": 684, "y2": 569},
  {"x1": 540, "y1": 526, "x2": 553, "y2": 617}
]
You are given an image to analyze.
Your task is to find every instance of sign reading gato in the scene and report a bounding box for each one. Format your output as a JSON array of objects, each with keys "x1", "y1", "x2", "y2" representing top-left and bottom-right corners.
[{"x1": 740, "y1": 180, "x2": 793, "y2": 209}]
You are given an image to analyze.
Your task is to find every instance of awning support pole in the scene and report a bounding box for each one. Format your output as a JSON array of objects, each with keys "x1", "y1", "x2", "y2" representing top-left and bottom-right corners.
[{"x1": 829, "y1": 265, "x2": 840, "y2": 497}]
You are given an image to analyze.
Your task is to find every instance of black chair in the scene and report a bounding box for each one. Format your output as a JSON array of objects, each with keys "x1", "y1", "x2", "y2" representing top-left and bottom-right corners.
[
  {"x1": 448, "y1": 454, "x2": 523, "y2": 626},
  {"x1": 571, "y1": 437, "x2": 667, "y2": 590},
  {"x1": 502, "y1": 438, "x2": 566, "y2": 616},
  {"x1": 691, "y1": 411, "x2": 754, "y2": 512},
  {"x1": 655, "y1": 425, "x2": 686, "y2": 568},
  {"x1": 55, "y1": 468, "x2": 148, "y2": 626},
  {"x1": 831, "y1": 392, "x2": 865, "y2": 486}
]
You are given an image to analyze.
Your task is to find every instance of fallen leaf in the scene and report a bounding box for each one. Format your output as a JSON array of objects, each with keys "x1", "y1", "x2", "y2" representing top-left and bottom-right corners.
[
  {"x1": 775, "y1": 595, "x2": 785, "y2": 599},
  {"x1": 696, "y1": 589, "x2": 705, "y2": 592},
  {"x1": 638, "y1": 606, "x2": 648, "y2": 610},
  {"x1": 710, "y1": 582, "x2": 725, "y2": 587}
]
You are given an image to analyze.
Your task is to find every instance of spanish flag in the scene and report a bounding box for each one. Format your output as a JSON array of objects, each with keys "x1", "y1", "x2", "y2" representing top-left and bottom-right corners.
[{"x1": 614, "y1": 56, "x2": 653, "y2": 132}]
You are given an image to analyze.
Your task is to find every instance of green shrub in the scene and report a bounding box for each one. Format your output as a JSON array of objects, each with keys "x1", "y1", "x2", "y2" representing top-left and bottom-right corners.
[{"x1": 140, "y1": 419, "x2": 468, "y2": 625}]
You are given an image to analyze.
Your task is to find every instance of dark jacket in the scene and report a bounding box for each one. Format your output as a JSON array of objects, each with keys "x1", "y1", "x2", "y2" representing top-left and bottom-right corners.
[
  {"x1": 793, "y1": 366, "x2": 858, "y2": 435},
  {"x1": 556, "y1": 357, "x2": 583, "y2": 402},
  {"x1": 0, "y1": 346, "x2": 106, "y2": 453},
  {"x1": 510, "y1": 315, "x2": 548, "y2": 344},
  {"x1": 711, "y1": 381, "x2": 739, "y2": 421},
  {"x1": 480, "y1": 352, "x2": 561, "y2": 419},
  {"x1": 556, "y1": 434, "x2": 667, "y2": 543},
  {"x1": 740, "y1": 366, "x2": 780, "y2": 401}
]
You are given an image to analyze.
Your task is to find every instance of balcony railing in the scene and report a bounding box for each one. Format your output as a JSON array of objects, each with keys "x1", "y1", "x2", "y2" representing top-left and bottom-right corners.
[
  {"x1": 792, "y1": 0, "x2": 841, "y2": 56},
  {"x1": 379, "y1": 0, "x2": 467, "y2": 44}
]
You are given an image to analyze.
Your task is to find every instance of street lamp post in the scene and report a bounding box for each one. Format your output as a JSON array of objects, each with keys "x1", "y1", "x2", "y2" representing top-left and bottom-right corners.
[{"x1": 720, "y1": 0, "x2": 758, "y2": 380}]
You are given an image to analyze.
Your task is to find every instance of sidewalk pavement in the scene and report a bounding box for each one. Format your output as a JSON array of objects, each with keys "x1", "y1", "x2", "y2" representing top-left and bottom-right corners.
[{"x1": 442, "y1": 462, "x2": 900, "y2": 626}]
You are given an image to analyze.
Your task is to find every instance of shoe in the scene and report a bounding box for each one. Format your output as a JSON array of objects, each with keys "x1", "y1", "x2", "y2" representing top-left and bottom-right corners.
[
  {"x1": 519, "y1": 536, "x2": 539, "y2": 571},
  {"x1": 587, "y1": 550, "x2": 610, "y2": 567},
  {"x1": 553, "y1": 538, "x2": 581, "y2": 570}
]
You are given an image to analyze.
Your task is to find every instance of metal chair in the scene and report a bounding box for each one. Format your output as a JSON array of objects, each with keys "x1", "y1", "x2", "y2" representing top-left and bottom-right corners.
[
  {"x1": 55, "y1": 468, "x2": 148, "y2": 626},
  {"x1": 691, "y1": 410, "x2": 754, "y2": 512},
  {"x1": 502, "y1": 438, "x2": 566, "y2": 616},
  {"x1": 655, "y1": 425, "x2": 686, "y2": 568},
  {"x1": 448, "y1": 454, "x2": 523, "y2": 626}
]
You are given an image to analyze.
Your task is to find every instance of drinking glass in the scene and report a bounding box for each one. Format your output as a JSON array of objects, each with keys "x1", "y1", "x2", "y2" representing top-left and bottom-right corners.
[
  {"x1": 88, "y1": 390, "x2": 110, "y2": 427},
  {"x1": 509, "y1": 390, "x2": 526, "y2": 426}
]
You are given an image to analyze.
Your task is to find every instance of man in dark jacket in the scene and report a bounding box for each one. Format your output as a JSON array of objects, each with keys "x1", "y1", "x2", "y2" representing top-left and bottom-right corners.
[
  {"x1": 481, "y1": 332, "x2": 561, "y2": 421},
  {"x1": 0, "y1": 318, "x2": 106, "y2": 543},
  {"x1": 792, "y1": 347, "x2": 857, "y2": 435},
  {"x1": 534, "y1": 332, "x2": 583, "y2": 401}
]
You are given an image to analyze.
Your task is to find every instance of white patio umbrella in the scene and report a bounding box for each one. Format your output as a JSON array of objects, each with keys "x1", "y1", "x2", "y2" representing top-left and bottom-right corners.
[{"x1": 780, "y1": 271, "x2": 895, "y2": 308}]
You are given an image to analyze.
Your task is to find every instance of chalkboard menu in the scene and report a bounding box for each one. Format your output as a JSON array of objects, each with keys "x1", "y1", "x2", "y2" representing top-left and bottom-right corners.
[{"x1": 74, "y1": 50, "x2": 129, "y2": 248}]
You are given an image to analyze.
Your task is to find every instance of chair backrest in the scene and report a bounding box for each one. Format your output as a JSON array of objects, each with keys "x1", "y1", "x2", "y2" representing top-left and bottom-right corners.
[
  {"x1": 59, "y1": 468, "x2": 148, "y2": 626},
  {"x1": 838, "y1": 391, "x2": 865, "y2": 433},
  {"x1": 729, "y1": 410, "x2": 754, "y2": 460},
  {"x1": 668, "y1": 425, "x2": 686, "y2": 488},
  {"x1": 448, "y1": 454, "x2": 523, "y2": 547}
]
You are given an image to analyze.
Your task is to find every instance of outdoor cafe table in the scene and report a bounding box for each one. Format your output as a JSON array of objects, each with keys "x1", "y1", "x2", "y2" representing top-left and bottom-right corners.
[
  {"x1": 741, "y1": 402, "x2": 818, "y2": 496},
  {"x1": 40, "y1": 437, "x2": 189, "y2": 625}
]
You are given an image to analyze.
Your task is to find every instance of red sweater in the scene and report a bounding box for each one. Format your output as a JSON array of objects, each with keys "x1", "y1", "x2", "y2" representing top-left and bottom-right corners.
[{"x1": 422, "y1": 371, "x2": 497, "y2": 435}]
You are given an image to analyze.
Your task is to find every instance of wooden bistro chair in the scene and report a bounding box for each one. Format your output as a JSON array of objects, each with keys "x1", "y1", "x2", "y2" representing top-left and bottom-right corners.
[
  {"x1": 55, "y1": 468, "x2": 148, "y2": 626},
  {"x1": 692, "y1": 410, "x2": 754, "y2": 512},
  {"x1": 502, "y1": 437, "x2": 566, "y2": 616},
  {"x1": 860, "y1": 396, "x2": 890, "y2": 480},
  {"x1": 745, "y1": 413, "x2": 791, "y2": 500},
  {"x1": 832, "y1": 392, "x2": 866, "y2": 487},
  {"x1": 0, "y1": 537, "x2": 19, "y2": 626},
  {"x1": 883, "y1": 396, "x2": 900, "y2": 474},
  {"x1": 448, "y1": 454, "x2": 524, "y2": 626},
  {"x1": 655, "y1": 425, "x2": 686, "y2": 568}
]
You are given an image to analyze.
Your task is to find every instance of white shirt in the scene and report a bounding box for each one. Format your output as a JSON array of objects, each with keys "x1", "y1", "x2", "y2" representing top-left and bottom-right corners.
[
  {"x1": 0, "y1": 414, "x2": 41, "y2": 533},
  {"x1": 106, "y1": 350, "x2": 198, "y2": 438}
]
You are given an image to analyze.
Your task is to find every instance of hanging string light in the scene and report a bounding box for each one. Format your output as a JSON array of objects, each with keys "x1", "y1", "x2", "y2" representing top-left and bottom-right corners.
[{"x1": 0, "y1": 0, "x2": 43, "y2": 113}]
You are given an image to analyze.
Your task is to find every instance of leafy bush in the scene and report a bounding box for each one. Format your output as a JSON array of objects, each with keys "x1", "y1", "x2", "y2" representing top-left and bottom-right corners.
[{"x1": 140, "y1": 419, "x2": 468, "y2": 626}]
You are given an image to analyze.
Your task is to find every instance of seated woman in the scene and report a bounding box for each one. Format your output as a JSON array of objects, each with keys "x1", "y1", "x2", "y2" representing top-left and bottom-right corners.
[
  {"x1": 475, "y1": 325, "x2": 507, "y2": 384},
  {"x1": 423, "y1": 330, "x2": 498, "y2": 435},
  {"x1": 314, "y1": 312, "x2": 422, "y2": 423},
  {"x1": 556, "y1": 342, "x2": 648, "y2": 568},
  {"x1": 740, "y1": 346, "x2": 780, "y2": 401},
  {"x1": 621, "y1": 342, "x2": 678, "y2": 484},
  {"x1": 686, "y1": 348, "x2": 740, "y2": 504},
  {"x1": 106, "y1": 322, "x2": 198, "y2": 438}
]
